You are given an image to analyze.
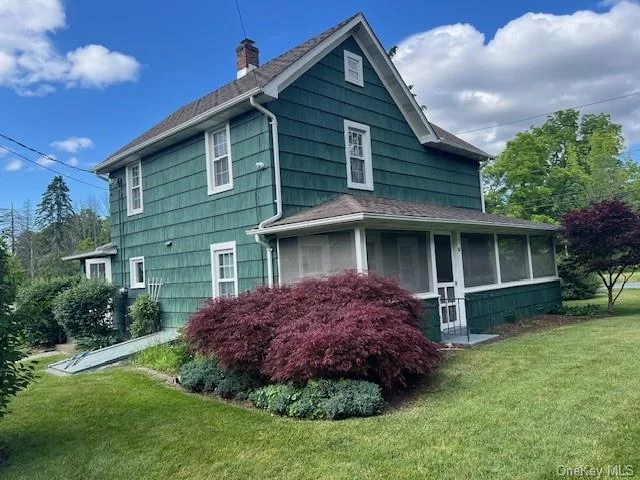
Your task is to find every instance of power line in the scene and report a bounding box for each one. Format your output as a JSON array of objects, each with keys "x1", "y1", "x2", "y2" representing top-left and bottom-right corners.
[
  {"x1": 234, "y1": 0, "x2": 248, "y2": 39},
  {"x1": 0, "y1": 145, "x2": 106, "y2": 190},
  {"x1": 455, "y1": 91, "x2": 640, "y2": 135},
  {"x1": 0, "y1": 132, "x2": 94, "y2": 173}
]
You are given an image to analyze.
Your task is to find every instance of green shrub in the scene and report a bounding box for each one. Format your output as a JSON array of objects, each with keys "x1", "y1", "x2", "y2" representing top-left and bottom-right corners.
[
  {"x1": 134, "y1": 339, "x2": 193, "y2": 375},
  {"x1": 129, "y1": 294, "x2": 160, "y2": 338},
  {"x1": 558, "y1": 256, "x2": 600, "y2": 300},
  {"x1": 53, "y1": 280, "x2": 116, "y2": 339},
  {"x1": 216, "y1": 370, "x2": 262, "y2": 400},
  {"x1": 178, "y1": 357, "x2": 262, "y2": 399},
  {"x1": 548, "y1": 304, "x2": 601, "y2": 317},
  {"x1": 14, "y1": 276, "x2": 79, "y2": 345},
  {"x1": 179, "y1": 358, "x2": 222, "y2": 393},
  {"x1": 249, "y1": 379, "x2": 384, "y2": 420}
]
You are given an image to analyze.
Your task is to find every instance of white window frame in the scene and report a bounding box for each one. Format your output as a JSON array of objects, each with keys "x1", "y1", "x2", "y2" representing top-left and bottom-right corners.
[
  {"x1": 344, "y1": 50, "x2": 364, "y2": 87},
  {"x1": 205, "y1": 123, "x2": 233, "y2": 195},
  {"x1": 210, "y1": 241, "x2": 238, "y2": 298},
  {"x1": 344, "y1": 119, "x2": 373, "y2": 191},
  {"x1": 129, "y1": 256, "x2": 146, "y2": 289},
  {"x1": 126, "y1": 161, "x2": 143, "y2": 216},
  {"x1": 86, "y1": 258, "x2": 112, "y2": 283}
]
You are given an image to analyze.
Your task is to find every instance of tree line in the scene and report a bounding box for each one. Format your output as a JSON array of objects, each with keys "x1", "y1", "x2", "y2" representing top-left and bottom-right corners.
[{"x1": 0, "y1": 176, "x2": 109, "y2": 279}]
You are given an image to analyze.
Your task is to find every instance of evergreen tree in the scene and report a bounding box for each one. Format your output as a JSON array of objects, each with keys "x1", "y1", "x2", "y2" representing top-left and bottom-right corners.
[{"x1": 36, "y1": 176, "x2": 74, "y2": 253}]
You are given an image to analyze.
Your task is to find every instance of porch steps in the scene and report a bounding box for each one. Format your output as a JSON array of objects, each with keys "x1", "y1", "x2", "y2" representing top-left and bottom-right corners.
[{"x1": 46, "y1": 329, "x2": 179, "y2": 375}]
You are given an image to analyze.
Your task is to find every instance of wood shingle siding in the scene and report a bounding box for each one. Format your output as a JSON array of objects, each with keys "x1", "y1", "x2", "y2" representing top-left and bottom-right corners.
[
  {"x1": 109, "y1": 111, "x2": 275, "y2": 327},
  {"x1": 268, "y1": 36, "x2": 483, "y2": 217}
]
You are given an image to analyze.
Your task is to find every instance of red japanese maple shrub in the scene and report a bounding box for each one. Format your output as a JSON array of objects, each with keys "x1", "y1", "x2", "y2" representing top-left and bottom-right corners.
[
  {"x1": 185, "y1": 271, "x2": 442, "y2": 390},
  {"x1": 185, "y1": 285, "x2": 290, "y2": 375}
]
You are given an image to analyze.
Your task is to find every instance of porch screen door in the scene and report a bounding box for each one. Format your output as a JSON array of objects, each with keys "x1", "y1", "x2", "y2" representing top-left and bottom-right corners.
[{"x1": 434, "y1": 234, "x2": 458, "y2": 329}]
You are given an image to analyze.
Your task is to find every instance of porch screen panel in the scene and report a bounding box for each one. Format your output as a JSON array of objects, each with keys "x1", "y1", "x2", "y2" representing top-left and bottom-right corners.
[
  {"x1": 461, "y1": 233, "x2": 498, "y2": 287},
  {"x1": 530, "y1": 235, "x2": 556, "y2": 278},
  {"x1": 498, "y1": 235, "x2": 530, "y2": 282},
  {"x1": 366, "y1": 230, "x2": 430, "y2": 293},
  {"x1": 279, "y1": 231, "x2": 356, "y2": 285}
]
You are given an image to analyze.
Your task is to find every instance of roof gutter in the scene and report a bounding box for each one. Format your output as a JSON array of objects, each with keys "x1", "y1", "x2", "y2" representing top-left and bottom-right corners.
[
  {"x1": 246, "y1": 212, "x2": 561, "y2": 236},
  {"x1": 249, "y1": 96, "x2": 283, "y2": 288},
  {"x1": 93, "y1": 87, "x2": 263, "y2": 174}
]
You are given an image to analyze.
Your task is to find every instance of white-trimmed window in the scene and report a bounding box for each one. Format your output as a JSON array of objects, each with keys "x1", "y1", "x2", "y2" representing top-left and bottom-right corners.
[
  {"x1": 129, "y1": 256, "x2": 145, "y2": 289},
  {"x1": 211, "y1": 241, "x2": 238, "y2": 298},
  {"x1": 205, "y1": 124, "x2": 233, "y2": 194},
  {"x1": 344, "y1": 50, "x2": 364, "y2": 87},
  {"x1": 126, "y1": 161, "x2": 143, "y2": 215},
  {"x1": 344, "y1": 120, "x2": 373, "y2": 190},
  {"x1": 86, "y1": 258, "x2": 112, "y2": 283}
]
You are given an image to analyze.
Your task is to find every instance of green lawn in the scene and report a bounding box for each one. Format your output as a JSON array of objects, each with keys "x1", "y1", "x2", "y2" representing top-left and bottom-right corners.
[{"x1": 1, "y1": 297, "x2": 639, "y2": 479}]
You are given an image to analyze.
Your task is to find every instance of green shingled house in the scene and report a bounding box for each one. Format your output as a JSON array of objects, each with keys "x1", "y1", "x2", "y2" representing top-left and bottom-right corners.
[{"x1": 80, "y1": 13, "x2": 561, "y2": 342}]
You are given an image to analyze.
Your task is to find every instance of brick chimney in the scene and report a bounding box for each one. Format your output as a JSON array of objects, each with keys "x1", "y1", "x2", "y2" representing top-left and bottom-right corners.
[{"x1": 236, "y1": 39, "x2": 259, "y2": 79}]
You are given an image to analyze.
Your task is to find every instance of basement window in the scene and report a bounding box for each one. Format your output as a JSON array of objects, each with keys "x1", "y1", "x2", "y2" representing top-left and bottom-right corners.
[
  {"x1": 344, "y1": 50, "x2": 364, "y2": 87},
  {"x1": 205, "y1": 123, "x2": 233, "y2": 195}
]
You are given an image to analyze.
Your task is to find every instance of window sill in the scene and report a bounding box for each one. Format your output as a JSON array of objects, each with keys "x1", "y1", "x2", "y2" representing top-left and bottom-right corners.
[
  {"x1": 347, "y1": 183, "x2": 374, "y2": 191},
  {"x1": 208, "y1": 184, "x2": 233, "y2": 195},
  {"x1": 130, "y1": 284, "x2": 145, "y2": 290},
  {"x1": 127, "y1": 209, "x2": 143, "y2": 217},
  {"x1": 463, "y1": 276, "x2": 560, "y2": 294}
]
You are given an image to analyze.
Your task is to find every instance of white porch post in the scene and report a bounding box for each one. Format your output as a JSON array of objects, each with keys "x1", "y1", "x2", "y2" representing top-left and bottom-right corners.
[{"x1": 354, "y1": 227, "x2": 367, "y2": 273}]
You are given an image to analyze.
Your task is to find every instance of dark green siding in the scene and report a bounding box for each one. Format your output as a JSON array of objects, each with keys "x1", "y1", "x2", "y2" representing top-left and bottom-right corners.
[
  {"x1": 109, "y1": 111, "x2": 275, "y2": 328},
  {"x1": 268, "y1": 36, "x2": 482, "y2": 217},
  {"x1": 466, "y1": 281, "x2": 562, "y2": 333},
  {"x1": 420, "y1": 298, "x2": 441, "y2": 342}
]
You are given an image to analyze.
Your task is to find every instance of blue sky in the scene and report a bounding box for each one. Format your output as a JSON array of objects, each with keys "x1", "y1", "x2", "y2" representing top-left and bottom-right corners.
[{"x1": 1, "y1": 0, "x2": 639, "y2": 212}]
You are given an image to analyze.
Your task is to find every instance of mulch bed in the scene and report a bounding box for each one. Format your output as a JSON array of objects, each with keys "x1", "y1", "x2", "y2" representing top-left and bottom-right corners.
[{"x1": 487, "y1": 313, "x2": 604, "y2": 341}]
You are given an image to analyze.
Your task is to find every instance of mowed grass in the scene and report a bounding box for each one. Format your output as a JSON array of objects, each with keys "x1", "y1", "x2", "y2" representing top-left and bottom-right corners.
[{"x1": 1, "y1": 297, "x2": 640, "y2": 479}]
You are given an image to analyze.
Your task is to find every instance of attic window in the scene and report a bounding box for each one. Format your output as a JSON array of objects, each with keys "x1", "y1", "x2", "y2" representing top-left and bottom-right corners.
[{"x1": 344, "y1": 50, "x2": 364, "y2": 87}]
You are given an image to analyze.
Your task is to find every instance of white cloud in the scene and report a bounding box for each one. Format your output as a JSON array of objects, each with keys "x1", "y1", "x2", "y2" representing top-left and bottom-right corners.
[
  {"x1": 393, "y1": 1, "x2": 640, "y2": 155},
  {"x1": 66, "y1": 156, "x2": 79, "y2": 166},
  {"x1": 36, "y1": 153, "x2": 56, "y2": 167},
  {"x1": 0, "y1": 0, "x2": 140, "y2": 96},
  {"x1": 4, "y1": 158, "x2": 23, "y2": 171},
  {"x1": 51, "y1": 136, "x2": 94, "y2": 153}
]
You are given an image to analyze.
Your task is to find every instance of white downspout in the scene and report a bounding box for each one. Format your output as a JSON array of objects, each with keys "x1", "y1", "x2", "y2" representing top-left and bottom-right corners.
[{"x1": 250, "y1": 95, "x2": 282, "y2": 287}]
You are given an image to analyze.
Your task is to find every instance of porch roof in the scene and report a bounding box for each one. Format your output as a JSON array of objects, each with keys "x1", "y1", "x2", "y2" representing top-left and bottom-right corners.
[
  {"x1": 61, "y1": 243, "x2": 117, "y2": 261},
  {"x1": 248, "y1": 195, "x2": 561, "y2": 235}
]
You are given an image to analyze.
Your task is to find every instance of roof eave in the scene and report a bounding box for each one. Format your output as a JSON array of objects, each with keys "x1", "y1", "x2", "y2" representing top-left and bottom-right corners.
[
  {"x1": 247, "y1": 212, "x2": 561, "y2": 236},
  {"x1": 426, "y1": 138, "x2": 492, "y2": 162},
  {"x1": 93, "y1": 87, "x2": 264, "y2": 174}
]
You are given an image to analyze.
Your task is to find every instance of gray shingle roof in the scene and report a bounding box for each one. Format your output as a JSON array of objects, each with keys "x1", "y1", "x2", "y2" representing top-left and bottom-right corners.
[
  {"x1": 108, "y1": 14, "x2": 360, "y2": 160},
  {"x1": 107, "y1": 13, "x2": 487, "y2": 163},
  {"x1": 267, "y1": 194, "x2": 559, "y2": 230}
]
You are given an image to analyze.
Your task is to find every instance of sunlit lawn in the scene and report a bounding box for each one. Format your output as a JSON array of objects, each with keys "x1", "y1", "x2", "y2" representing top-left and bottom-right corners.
[{"x1": 0, "y1": 292, "x2": 639, "y2": 479}]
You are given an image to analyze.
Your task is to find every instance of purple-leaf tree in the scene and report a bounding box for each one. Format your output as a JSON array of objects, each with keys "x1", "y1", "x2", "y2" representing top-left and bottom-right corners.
[{"x1": 563, "y1": 200, "x2": 640, "y2": 312}]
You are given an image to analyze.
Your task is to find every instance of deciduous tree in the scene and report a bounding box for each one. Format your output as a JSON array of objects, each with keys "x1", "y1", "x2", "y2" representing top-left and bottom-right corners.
[{"x1": 563, "y1": 200, "x2": 640, "y2": 312}]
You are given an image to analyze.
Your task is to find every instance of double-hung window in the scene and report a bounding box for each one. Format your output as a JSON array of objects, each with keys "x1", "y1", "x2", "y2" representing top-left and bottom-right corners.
[
  {"x1": 129, "y1": 256, "x2": 145, "y2": 289},
  {"x1": 86, "y1": 258, "x2": 112, "y2": 283},
  {"x1": 211, "y1": 241, "x2": 238, "y2": 298},
  {"x1": 205, "y1": 124, "x2": 233, "y2": 194},
  {"x1": 126, "y1": 161, "x2": 143, "y2": 215},
  {"x1": 344, "y1": 50, "x2": 364, "y2": 87},
  {"x1": 344, "y1": 120, "x2": 373, "y2": 190}
]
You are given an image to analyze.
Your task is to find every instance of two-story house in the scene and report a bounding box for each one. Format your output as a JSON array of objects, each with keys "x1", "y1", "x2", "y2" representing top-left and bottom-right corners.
[{"x1": 80, "y1": 13, "x2": 561, "y2": 342}]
